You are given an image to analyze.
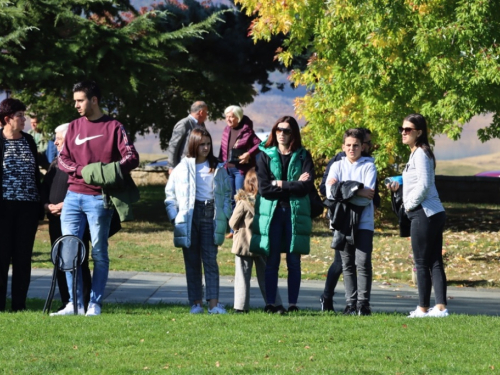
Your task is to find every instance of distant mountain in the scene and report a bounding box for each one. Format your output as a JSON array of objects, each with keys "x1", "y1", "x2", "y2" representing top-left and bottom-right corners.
[{"x1": 130, "y1": 0, "x2": 154, "y2": 9}]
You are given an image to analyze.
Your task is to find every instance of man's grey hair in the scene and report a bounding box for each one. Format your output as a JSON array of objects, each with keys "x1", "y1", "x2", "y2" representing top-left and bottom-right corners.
[{"x1": 190, "y1": 101, "x2": 207, "y2": 114}]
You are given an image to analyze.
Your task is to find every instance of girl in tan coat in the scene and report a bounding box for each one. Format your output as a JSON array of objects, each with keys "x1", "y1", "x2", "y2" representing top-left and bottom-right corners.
[{"x1": 229, "y1": 168, "x2": 283, "y2": 313}]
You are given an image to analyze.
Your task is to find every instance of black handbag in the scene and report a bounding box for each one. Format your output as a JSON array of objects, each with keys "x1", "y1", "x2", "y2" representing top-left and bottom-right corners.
[
  {"x1": 228, "y1": 148, "x2": 246, "y2": 164},
  {"x1": 309, "y1": 188, "x2": 324, "y2": 218}
]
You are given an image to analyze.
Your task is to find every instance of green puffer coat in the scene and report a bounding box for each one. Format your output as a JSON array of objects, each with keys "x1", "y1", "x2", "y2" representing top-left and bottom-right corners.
[{"x1": 250, "y1": 145, "x2": 312, "y2": 256}]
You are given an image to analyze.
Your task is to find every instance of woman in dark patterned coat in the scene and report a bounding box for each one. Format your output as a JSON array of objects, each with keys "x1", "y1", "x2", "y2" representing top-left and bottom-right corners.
[{"x1": 0, "y1": 98, "x2": 43, "y2": 312}]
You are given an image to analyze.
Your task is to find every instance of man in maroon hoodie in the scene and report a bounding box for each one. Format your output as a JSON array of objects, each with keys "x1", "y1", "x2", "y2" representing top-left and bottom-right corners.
[{"x1": 52, "y1": 81, "x2": 139, "y2": 316}]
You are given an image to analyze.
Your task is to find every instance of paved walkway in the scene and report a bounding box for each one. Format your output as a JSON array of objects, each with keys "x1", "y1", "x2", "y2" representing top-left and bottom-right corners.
[{"x1": 9, "y1": 269, "x2": 500, "y2": 315}]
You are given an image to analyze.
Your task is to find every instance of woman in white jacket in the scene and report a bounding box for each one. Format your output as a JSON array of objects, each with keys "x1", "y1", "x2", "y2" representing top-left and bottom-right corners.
[{"x1": 165, "y1": 128, "x2": 232, "y2": 314}]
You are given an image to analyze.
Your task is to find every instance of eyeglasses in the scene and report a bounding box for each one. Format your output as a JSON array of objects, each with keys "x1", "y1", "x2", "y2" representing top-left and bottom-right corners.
[
  {"x1": 398, "y1": 127, "x2": 416, "y2": 134},
  {"x1": 276, "y1": 127, "x2": 292, "y2": 135}
]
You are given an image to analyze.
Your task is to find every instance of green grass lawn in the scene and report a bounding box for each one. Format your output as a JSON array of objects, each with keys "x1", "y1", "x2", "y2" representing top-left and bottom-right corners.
[
  {"x1": 31, "y1": 185, "x2": 500, "y2": 288},
  {"x1": 1, "y1": 300, "x2": 499, "y2": 374}
]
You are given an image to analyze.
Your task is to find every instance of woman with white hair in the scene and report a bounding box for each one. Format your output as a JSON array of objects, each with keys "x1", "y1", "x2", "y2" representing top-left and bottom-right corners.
[
  {"x1": 41, "y1": 123, "x2": 93, "y2": 312},
  {"x1": 219, "y1": 105, "x2": 261, "y2": 239}
]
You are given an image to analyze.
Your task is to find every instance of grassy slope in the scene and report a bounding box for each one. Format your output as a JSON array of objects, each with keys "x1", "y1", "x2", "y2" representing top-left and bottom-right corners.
[{"x1": 436, "y1": 151, "x2": 500, "y2": 176}]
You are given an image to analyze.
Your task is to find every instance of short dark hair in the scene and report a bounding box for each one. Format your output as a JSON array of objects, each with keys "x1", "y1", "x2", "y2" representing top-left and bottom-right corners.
[
  {"x1": 264, "y1": 116, "x2": 302, "y2": 152},
  {"x1": 186, "y1": 127, "x2": 218, "y2": 171},
  {"x1": 73, "y1": 80, "x2": 101, "y2": 103},
  {"x1": 0, "y1": 98, "x2": 26, "y2": 125},
  {"x1": 343, "y1": 128, "x2": 364, "y2": 143}
]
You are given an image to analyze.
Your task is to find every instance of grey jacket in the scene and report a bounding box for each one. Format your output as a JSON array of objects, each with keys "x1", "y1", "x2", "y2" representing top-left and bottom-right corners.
[{"x1": 166, "y1": 116, "x2": 205, "y2": 168}]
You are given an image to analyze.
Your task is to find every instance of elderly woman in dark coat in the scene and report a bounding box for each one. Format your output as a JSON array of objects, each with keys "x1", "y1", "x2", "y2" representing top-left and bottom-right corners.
[
  {"x1": 219, "y1": 105, "x2": 261, "y2": 239},
  {"x1": 0, "y1": 98, "x2": 43, "y2": 312}
]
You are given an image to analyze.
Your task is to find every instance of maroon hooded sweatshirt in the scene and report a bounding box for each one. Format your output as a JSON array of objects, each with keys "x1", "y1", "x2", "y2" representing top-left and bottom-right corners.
[{"x1": 58, "y1": 115, "x2": 139, "y2": 195}]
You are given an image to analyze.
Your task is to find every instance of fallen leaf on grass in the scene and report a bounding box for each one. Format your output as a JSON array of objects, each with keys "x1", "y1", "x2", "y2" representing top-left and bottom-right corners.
[
  {"x1": 309, "y1": 356, "x2": 314, "y2": 361},
  {"x1": 215, "y1": 361, "x2": 220, "y2": 367},
  {"x1": 304, "y1": 346, "x2": 310, "y2": 349}
]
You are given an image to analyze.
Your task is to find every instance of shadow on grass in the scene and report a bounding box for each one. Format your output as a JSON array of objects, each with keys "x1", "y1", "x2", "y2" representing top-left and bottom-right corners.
[
  {"x1": 445, "y1": 206, "x2": 500, "y2": 233},
  {"x1": 448, "y1": 280, "x2": 499, "y2": 288}
]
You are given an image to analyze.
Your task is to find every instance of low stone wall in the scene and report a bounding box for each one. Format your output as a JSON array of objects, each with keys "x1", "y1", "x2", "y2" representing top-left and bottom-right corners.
[{"x1": 436, "y1": 175, "x2": 500, "y2": 204}]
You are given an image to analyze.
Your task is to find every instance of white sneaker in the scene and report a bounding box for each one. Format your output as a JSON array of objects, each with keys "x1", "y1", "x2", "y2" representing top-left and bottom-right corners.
[
  {"x1": 86, "y1": 302, "x2": 102, "y2": 316},
  {"x1": 208, "y1": 303, "x2": 227, "y2": 314},
  {"x1": 190, "y1": 304, "x2": 204, "y2": 314},
  {"x1": 427, "y1": 307, "x2": 449, "y2": 317},
  {"x1": 50, "y1": 303, "x2": 84, "y2": 316},
  {"x1": 408, "y1": 306, "x2": 428, "y2": 318}
]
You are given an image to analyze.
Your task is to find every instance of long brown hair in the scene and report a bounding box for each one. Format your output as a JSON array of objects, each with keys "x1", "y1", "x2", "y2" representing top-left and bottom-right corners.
[
  {"x1": 403, "y1": 113, "x2": 436, "y2": 169},
  {"x1": 243, "y1": 167, "x2": 258, "y2": 195},
  {"x1": 186, "y1": 127, "x2": 218, "y2": 171},
  {"x1": 264, "y1": 116, "x2": 302, "y2": 152}
]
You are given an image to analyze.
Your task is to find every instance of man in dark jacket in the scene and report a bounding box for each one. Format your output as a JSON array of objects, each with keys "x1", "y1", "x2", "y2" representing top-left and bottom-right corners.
[{"x1": 166, "y1": 101, "x2": 208, "y2": 174}]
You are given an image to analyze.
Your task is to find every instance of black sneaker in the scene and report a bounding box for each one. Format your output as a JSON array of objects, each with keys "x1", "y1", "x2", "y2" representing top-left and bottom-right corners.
[
  {"x1": 274, "y1": 305, "x2": 288, "y2": 315},
  {"x1": 234, "y1": 309, "x2": 249, "y2": 314},
  {"x1": 288, "y1": 305, "x2": 299, "y2": 313},
  {"x1": 320, "y1": 294, "x2": 334, "y2": 312},
  {"x1": 357, "y1": 305, "x2": 372, "y2": 316},
  {"x1": 343, "y1": 305, "x2": 357, "y2": 316},
  {"x1": 264, "y1": 304, "x2": 276, "y2": 313}
]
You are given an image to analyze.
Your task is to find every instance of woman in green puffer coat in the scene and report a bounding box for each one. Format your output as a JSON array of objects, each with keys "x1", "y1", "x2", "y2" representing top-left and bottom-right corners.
[{"x1": 250, "y1": 116, "x2": 315, "y2": 314}]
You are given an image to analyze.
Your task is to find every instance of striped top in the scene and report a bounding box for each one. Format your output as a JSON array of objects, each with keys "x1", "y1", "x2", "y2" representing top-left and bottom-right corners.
[{"x1": 402, "y1": 147, "x2": 444, "y2": 217}]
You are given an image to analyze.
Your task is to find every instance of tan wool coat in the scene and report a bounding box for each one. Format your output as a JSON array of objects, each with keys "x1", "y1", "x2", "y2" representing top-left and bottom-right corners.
[{"x1": 229, "y1": 190, "x2": 257, "y2": 257}]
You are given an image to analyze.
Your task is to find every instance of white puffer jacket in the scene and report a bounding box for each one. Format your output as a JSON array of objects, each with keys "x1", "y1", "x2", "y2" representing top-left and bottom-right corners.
[{"x1": 164, "y1": 157, "x2": 232, "y2": 248}]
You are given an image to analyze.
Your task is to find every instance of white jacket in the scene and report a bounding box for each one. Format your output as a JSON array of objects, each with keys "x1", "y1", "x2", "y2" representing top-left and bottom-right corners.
[{"x1": 164, "y1": 157, "x2": 232, "y2": 248}]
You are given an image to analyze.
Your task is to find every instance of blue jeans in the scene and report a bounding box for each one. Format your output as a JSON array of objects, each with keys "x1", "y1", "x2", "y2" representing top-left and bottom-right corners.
[
  {"x1": 227, "y1": 167, "x2": 244, "y2": 232},
  {"x1": 61, "y1": 191, "x2": 114, "y2": 307},
  {"x1": 265, "y1": 206, "x2": 301, "y2": 305}
]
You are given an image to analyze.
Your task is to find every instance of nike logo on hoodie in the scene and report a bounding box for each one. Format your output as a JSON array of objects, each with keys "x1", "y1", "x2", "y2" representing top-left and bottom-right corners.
[{"x1": 75, "y1": 134, "x2": 104, "y2": 145}]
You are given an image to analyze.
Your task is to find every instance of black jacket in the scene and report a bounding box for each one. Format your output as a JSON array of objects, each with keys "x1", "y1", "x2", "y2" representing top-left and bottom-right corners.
[{"x1": 324, "y1": 180, "x2": 366, "y2": 250}]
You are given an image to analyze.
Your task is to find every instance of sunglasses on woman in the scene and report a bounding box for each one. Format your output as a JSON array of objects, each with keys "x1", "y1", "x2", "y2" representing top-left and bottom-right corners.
[
  {"x1": 276, "y1": 127, "x2": 292, "y2": 135},
  {"x1": 398, "y1": 126, "x2": 416, "y2": 134}
]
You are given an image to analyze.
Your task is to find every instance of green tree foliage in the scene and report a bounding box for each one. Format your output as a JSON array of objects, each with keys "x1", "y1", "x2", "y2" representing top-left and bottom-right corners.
[
  {"x1": 0, "y1": 0, "x2": 284, "y2": 148},
  {"x1": 236, "y1": 0, "x2": 500, "y2": 169}
]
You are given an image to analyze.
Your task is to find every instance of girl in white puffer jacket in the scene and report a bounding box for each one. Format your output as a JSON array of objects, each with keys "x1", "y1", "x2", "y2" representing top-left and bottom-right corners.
[{"x1": 165, "y1": 128, "x2": 232, "y2": 314}]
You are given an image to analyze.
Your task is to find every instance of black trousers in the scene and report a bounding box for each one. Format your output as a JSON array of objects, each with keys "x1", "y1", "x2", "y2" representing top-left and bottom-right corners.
[
  {"x1": 0, "y1": 200, "x2": 39, "y2": 312},
  {"x1": 407, "y1": 207, "x2": 447, "y2": 308},
  {"x1": 48, "y1": 214, "x2": 91, "y2": 308}
]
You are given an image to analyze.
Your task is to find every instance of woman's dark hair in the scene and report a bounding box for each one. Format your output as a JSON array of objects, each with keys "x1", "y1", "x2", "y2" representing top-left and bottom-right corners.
[
  {"x1": 0, "y1": 98, "x2": 26, "y2": 125},
  {"x1": 404, "y1": 113, "x2": 436, "y2": 168},
  {"x1": 244, "y1": 167, "x2": 258, "y2": 195},
  {"x1": 187, "y1": 127, "x2": 218, "y2": 171},
  {"x1": 264, "y1": 116, "x2": 302, "y2": 152}
]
